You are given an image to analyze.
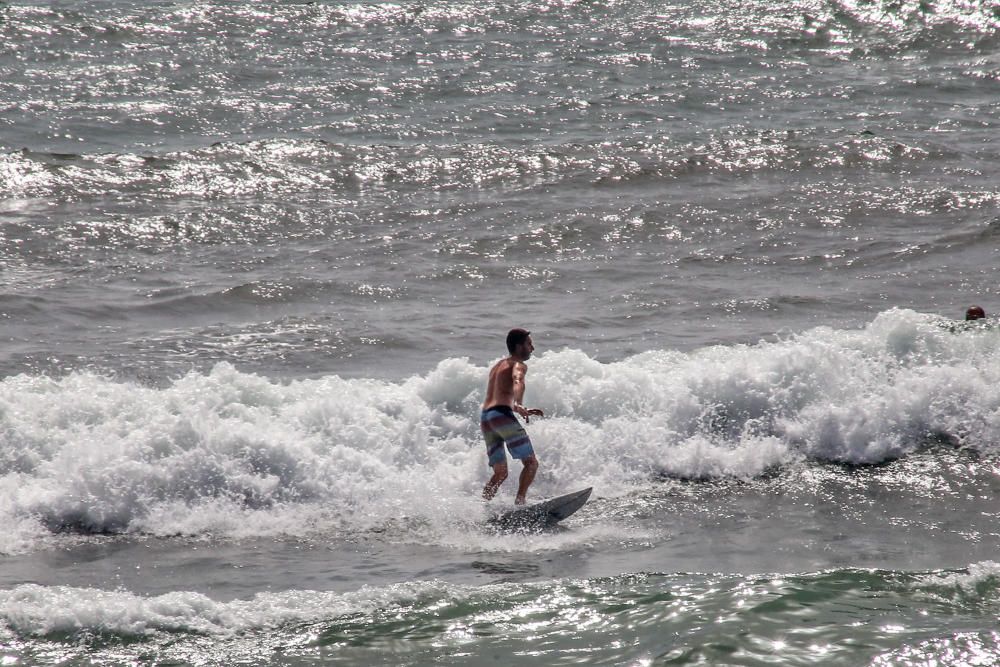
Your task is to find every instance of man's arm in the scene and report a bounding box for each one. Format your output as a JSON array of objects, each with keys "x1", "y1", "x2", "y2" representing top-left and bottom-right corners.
[
  {"x1": 511, "y1": 362, "x2": 527, "y2": 408},
  {"x1": 511, "y1": 363, "x2": 544, "y2": 421}
]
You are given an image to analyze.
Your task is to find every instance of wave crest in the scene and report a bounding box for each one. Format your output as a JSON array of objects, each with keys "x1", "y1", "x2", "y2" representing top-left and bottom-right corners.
[{"x1": 2, "y1": 309, "x2": 999, "y2": 550}]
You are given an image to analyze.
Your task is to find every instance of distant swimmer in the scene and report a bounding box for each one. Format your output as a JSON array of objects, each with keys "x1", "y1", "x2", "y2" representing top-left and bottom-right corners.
[
  {"x1": 480, "y1": 328, "x2": 544, "y2": 505},
  {"x1": 966, "y1": 305, "x2": 986, "y2": 321},
  {"x1": 941, "y1": 304, "x2": 993, "y2": 333}
]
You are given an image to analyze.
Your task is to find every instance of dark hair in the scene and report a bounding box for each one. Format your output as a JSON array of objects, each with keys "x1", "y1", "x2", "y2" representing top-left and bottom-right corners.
[
  {"x1": 967, "y1": 305, "x2": 986, "y2": 321},
  {"x1": 506, "y1": 328, "x2": 531, "y2": 354}
]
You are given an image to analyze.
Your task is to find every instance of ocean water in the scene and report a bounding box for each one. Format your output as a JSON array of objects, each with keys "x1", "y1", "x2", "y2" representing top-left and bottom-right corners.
[{"x1": 3, "y1": 0, "x2": 1000, "y2": 664}]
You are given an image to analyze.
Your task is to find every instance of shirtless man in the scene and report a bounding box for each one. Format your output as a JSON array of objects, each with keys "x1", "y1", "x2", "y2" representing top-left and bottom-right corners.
[{"x1": 480, "y1": 328, "x2": 544, "y2": 505}]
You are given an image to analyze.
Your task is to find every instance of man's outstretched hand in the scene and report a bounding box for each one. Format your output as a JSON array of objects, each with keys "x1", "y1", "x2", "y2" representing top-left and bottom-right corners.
[{"x1": 523, "y1": 408, "x2": 544, "y2": 423}]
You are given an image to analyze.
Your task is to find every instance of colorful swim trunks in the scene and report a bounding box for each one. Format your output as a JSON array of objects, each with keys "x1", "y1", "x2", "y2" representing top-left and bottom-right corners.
[{"x1": 480, "y1": 405, "x2": 535, "y2": 466}]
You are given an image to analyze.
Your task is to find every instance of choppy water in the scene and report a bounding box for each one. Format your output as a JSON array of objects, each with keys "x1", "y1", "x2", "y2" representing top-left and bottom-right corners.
[{"x1": 3, "y1": 0, "x2": 1000, "y2": 664}]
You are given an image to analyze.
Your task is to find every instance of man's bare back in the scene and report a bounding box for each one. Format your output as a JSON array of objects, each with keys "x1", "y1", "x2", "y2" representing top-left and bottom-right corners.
[
  {"x1": 483, "y1": 358, "x2": 526, "y2": 414},
  {"x1": 482, "y1": 334, "x2": 543, "y2": 421}
]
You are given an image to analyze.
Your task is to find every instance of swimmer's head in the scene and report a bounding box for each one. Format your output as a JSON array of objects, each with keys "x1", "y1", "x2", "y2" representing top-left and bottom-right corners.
[{"x1": 966, "y1": 305, "x2": 986, "y2": 321}]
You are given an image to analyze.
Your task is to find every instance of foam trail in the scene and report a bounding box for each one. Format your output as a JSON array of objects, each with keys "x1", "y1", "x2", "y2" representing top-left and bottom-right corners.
[
  {"x1": 2, "y1": 309, "x2": 1000, "y2": 551},
  {"x1": 0, "y1": 580, "x2": 457, "y2": 637},
  {"x1": 4, "y1": 560, "x2": 1000, "y2": 639}
]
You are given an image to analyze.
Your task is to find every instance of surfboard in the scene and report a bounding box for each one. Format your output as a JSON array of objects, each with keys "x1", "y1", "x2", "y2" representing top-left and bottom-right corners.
[{"x1": 487, "y1": 487, "x2": 593, "y2": 531}]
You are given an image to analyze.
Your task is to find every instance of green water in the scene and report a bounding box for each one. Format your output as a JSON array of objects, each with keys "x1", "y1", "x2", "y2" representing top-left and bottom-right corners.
[{"x1": 5, "y1": 566, "x2": 1000, "y2": 666}]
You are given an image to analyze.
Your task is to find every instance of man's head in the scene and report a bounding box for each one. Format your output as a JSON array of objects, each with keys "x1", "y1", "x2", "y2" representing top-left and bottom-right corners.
[
  {"x1": 506, "y1": 328, "x2": 533, "y2": 359},
  {"x1": 966, "y1": 305, "x2": 986, "y2": 321}
]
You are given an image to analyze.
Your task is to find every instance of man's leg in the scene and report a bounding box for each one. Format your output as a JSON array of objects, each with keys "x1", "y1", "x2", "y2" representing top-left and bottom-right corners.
[
  {"x1": 514, "y1": 454, "x2": 538, "y2": 505},
  {"x1": 483, "y1": 461, "x2": 508, "y2": 500}
]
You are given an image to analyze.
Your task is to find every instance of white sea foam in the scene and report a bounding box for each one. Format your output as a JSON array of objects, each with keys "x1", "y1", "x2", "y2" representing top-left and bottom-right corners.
[
  {"x1": 0, "y1": 580, "x2": 458, "y2": 637},
  {"x1": 2, "y1": 309, "x2": 1000, "y2": 552},
  {"x1": 7, "y1": 560, "x2": 996, "y2": 643},
  {"x1": 917, "y1": 561, "x2": 1000, "y2": 600}
]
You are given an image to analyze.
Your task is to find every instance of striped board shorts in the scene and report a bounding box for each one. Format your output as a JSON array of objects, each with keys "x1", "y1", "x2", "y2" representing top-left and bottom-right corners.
[{"x1": 480, "y1": 405, "x2": 535, "y2": 466}]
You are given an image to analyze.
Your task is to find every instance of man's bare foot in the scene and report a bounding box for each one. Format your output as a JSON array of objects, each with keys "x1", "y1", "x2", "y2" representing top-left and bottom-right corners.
[{"x1": 515, "y1": 494, "x2": 526, "y2": 505}]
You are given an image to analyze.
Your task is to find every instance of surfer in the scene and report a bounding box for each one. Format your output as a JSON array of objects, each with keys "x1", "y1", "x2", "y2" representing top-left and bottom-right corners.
[
  {"x1": 966, "y1": 305, "x2": 986, "y2": 321},
  {"x1": 480, "y1": 328, "x2": 544, "y2": 505}
]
